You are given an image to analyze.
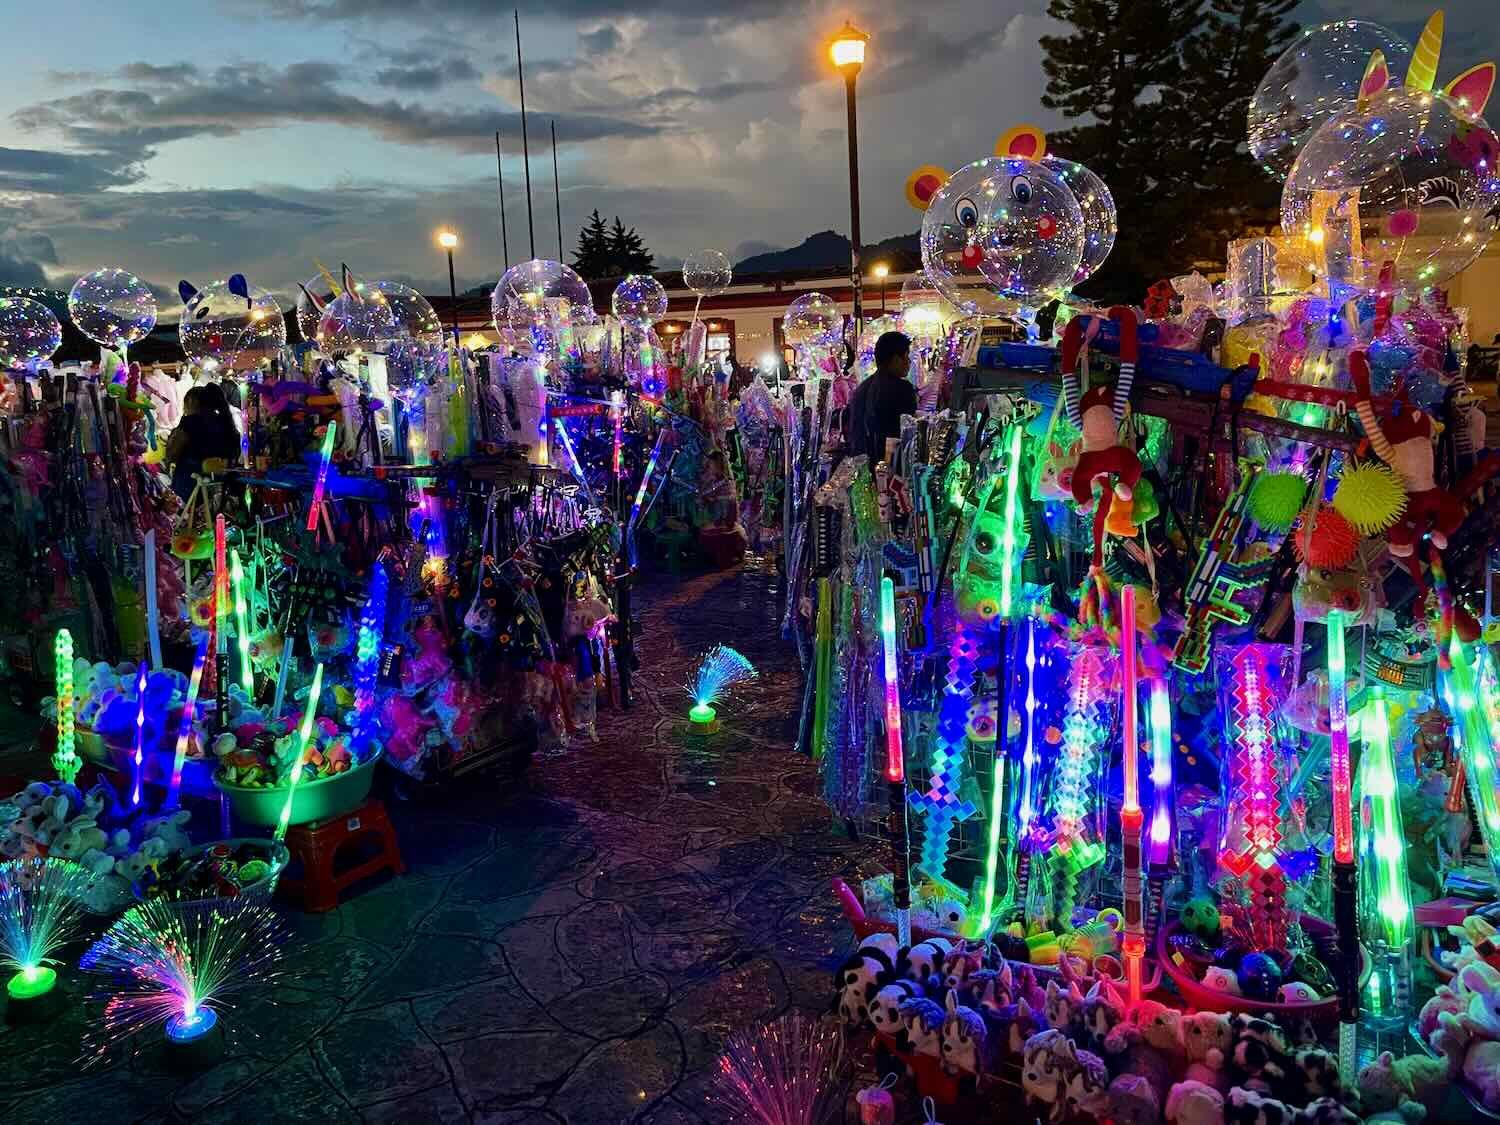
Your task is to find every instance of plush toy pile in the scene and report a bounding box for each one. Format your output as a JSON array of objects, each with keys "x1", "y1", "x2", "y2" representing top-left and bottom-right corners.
[{"x1": 838, "y1": 929, "x2": 1448, "y2": 1124}]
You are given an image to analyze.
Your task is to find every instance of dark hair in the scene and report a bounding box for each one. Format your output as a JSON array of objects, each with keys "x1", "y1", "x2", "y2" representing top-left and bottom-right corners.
[
  {"x1": 874, "y1": 331, "x2": 911, "y2": 368},
  {"x1": 219, "y1": 379, "x2": 241, "y2": 408},
  {"x1": 195, "y1": 380, "x2": 234, "y2": 426}
]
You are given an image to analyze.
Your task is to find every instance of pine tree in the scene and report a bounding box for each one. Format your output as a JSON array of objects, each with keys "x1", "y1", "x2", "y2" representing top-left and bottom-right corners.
[
  {"x1": 1040, "y1": 0, "x2": 1202, "y2": 302},
  {"x1": 572, "y1": 210, "x2": 612, "y2": 279},
  {"x1": 1165, "y1": 0, "x2": 1299, "y2": 270},
  {"x1": 607, "y1": 216, "x2": 655, "y2": 275}
]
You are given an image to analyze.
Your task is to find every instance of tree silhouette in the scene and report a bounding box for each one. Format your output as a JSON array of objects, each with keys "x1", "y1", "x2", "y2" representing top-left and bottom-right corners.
[
  {"x1": 572, "y1": 210, "x2": 612, "y2": 279},
  {"x1": 607, "y1": 217, "x2": 655, "y2": 275},
  {"x1": 1041, "y1": 0, "x2": 1297, "y2": 302}
]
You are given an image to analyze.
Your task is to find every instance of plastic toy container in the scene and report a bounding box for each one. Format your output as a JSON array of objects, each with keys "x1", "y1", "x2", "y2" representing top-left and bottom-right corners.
[{"x1": 214, "y1": 751, "x2": 380, "y2": 829}]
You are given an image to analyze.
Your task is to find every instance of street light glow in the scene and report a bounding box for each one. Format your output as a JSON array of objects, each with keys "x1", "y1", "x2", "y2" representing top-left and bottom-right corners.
[
  {"x1": 872, "y1": 263, "x2": 889, "y2": 279},
  {"x1": 829, "y1": 21, "x2": 868, "y2": 71},
  {"x1": 437, "y1": 229, "x2": 459, "y2": 249}
]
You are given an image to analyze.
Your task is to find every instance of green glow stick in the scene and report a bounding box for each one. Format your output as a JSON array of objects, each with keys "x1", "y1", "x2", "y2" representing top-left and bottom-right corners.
[
  {"x1": 275, "y1": 663, "x2": 324, "y2": 842},
  {"x1": 1443, "y1": 637, "x2": 1500, "y2": 888},
  {"x1": 1356, "y1": 685, "x2": 1413, "y2": 1021},
  {"x1": 230, "y1": 549, "x2": 253, "y2": 700},
  {"x1": 977, "y1": 425, "x2": 1025, "y2": 935}
]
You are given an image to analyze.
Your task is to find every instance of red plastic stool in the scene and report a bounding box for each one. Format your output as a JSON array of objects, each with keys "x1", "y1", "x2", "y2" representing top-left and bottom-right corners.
[{"x1": 278, "y1": 798, "x2": 406, "y2": 913}]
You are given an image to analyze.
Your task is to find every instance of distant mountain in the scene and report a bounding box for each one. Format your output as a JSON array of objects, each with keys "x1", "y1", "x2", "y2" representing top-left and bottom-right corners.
[{"x1": 734, "y1": 229, "x2": 920, "y2": 275}]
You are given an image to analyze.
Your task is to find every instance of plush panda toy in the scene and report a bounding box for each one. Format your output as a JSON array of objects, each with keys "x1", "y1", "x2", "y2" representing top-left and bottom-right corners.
[
  {"x1": 899, "y1": 937, "x2": 954, "y2": 985},
  {"x1": 870, "y1": 979, "x2": 923, "y2": 1038},
  {"x1": 835, "y1": 932, "x2": 899, "y2": 1027}
]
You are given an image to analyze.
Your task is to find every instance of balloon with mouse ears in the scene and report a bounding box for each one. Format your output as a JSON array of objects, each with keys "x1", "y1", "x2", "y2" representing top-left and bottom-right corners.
[
  {"x1": 1282, "y1": 10, "x2": 1500, "y2": 305},
  {"x1": 906, "y1": 126, "x2": 1115, "y2": 315},
  {"x1": 178, "y1": 273, "x2": 286, "y2": 374}
]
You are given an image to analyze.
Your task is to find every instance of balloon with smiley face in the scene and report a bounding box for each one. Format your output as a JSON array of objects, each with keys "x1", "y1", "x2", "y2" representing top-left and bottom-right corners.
[
  {"x1": 1281, "y1": 13, "x2": 1500, "y2": 300},
  {"x1": 976, "y1": 157, "x2": 1086, "y2": 304},
  {"x1": 918, "y1": 127, "x2": 1087, "y2": 314}
]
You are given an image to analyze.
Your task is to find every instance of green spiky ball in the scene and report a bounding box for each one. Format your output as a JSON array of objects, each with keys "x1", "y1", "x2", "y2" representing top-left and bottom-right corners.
[{"x1": 1248, "y1": 471, "x2": 1307, "y2": 532}]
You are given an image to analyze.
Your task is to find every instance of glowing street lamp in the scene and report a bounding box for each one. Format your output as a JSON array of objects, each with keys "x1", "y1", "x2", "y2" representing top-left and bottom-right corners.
[
  {"x1": 436, "y1": 229, "x2": 460, "y2": 344},
  {"x1": 829, "y1": 20, "x2": 869, "y2": 333},
  {"x1": 873, "y1": 262, "x2": 889, "y2": 313}
]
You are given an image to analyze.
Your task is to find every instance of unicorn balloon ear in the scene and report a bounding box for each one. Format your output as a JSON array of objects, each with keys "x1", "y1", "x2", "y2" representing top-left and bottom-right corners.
[
  {"x1": 177, "y1": 280, "x2": 198, "y2": 306},
  {"x1": 1405, "y1": 10, "x2": 1443, "y2": 93},
  {"x1": 1445, "y1": 62, "x2": 1496, "y2": 115},
  {"x1": 906, "y1": 164, "x2": 948, "y2": 210},
  {"x1": 297, "y1": 282, "x2": 326, "y2": 314},
  {"x1": 1357, "y1": 51, "x2": 1390, "y2": 110},
  {"x1": 227, "y1": 274, "x2": 250, "y2": 306}
]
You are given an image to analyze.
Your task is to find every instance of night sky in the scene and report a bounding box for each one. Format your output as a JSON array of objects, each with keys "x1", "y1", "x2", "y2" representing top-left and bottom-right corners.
[{"x1": 1, "y1": 0, "x2": 1495, "y2": 302}]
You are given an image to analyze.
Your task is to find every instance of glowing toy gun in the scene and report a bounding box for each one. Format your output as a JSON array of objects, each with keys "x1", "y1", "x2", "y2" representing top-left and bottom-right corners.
[{"x1": 1171, "y1": 468, "x2": 1271, "y2": 674}]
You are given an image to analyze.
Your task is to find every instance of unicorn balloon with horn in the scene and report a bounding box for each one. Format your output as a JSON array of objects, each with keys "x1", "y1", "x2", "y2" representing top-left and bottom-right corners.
[{"x1": 1281, "y1": 10, "x2": 1500, "y2": 305}]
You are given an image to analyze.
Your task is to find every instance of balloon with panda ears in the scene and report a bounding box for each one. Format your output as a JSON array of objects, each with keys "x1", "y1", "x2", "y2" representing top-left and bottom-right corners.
[{"x1": 178, "y1": 273, "x2": 286, "y2": 373}]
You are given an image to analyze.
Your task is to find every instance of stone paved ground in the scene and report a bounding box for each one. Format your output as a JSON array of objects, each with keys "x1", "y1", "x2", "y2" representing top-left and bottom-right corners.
[{"x1": 0, "y1": 566, "x2": 881, "y2": 1124}]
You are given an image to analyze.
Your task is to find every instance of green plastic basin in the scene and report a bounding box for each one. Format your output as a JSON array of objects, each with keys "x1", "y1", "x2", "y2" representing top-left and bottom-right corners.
[{"x1": 214, "y1": 750, "x2": 380, "y2": 829}]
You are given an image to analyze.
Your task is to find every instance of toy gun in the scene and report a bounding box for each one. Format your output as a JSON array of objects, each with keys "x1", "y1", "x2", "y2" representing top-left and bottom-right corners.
[{"x1": 1171, "y1": 469, "x2": 1268, "y2": 674}]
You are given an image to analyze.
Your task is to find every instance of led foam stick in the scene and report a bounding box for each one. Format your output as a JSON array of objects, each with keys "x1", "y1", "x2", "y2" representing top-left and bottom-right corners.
[
  {"x1": 977, "y1": 425, "x2": 1026, "y2": 936},
  {"x1": 1218, "y1": 644, "x2": 1290, "y2": 951},
  {"x1": 1356, "y1": 686, "x2": 1413, "y2": 1027},
  {"x1": 629, "y1": 431, "x2": 666, "y2": 532},
  {"x1": 554, "y1": 416, "x2": 596, "y2": 506},
  {"x1": 131, "y1": 662, "x2": 147, "y2": 809},
  {"x1": 1145, "y1": 672, "x2": 1175, "y2": 945},
  {"x1": 230, "y1": 550, "x2": 253, "y2": 700},
  {"x1": 1119, "y1": 585, "x2": 1146, "y2": 1005},
  {"x1": 275, "y1": 662, "x2": 324, "y2": 842},
  {"x1": 909, "y1": 617, "x2": 979, "y2": 893},
  {"x1": 1046, "y1": 647, "x2": 1108, "y2": 926},
  {"x1": 811, "y1": 578, "x2": 833, "y2": 760},
  {"x1": 52, "y1": 629, "x2": 79, "y2": 784},
  {"x1": 1326, "y1": 611, "x2": 1359, "y2": 1082},
  {"x1": 879, "y1": 576, "x2": 904, "y2": 782},
  {"x1": 611, "y1": 390, "x2": 624, "y2": 478},
  {"x1": 306, "y1": 420, "x2": 337, "y2": 532},
  {"x1": 144, "y1": 527, "x2": 162, "y2": 670},
  {"x1": 354, "y1": 564, "x2": 389, "y2": 744},
  {"x1": 1012, "y1": 619, "x2": 1042, "y2": 914},
  {"x1": 1327, "y1": 612, "x2": 1354, "y2": 865},
  {"x1": 1444, "y1": 637, "x2": 1500, "y2": 888},
  {"x1": 166, "y1": 635, "x2": 210, "y2": 809}
]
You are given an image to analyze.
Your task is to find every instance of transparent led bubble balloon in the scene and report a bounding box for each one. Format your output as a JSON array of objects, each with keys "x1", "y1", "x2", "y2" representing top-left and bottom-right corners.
[
  {"x1": 855, "y1": 314, "x2": 902, "y2": 378},
  {"x1": 179, "y1": 282, "x2": 286, "y2": 373},
  {"x1": 315, "y1": 292, "x2": 398, "y2": 354},
  {"x1": 1249, "y1": 21, "x2": 1413, "y2": 181},
  {"x1": 0, "y1": 297, "x2": 62, "y2": 366},
  {"x1": 493, "y1": 259, "x2": 594, "y2": 344},
  {"x1": 1281, "y1": 89, "x2": 1500, "y2": 298},
  {"x1": 1042, "y1": 157, "x2": 1117, "y2": 285},
  {"x1": 682, "y1": 249, "x2": 733, "y2": 297},
  {"x1": 67, "y1": 267, "x2": 158, "y2": 350},
  {"x1": 610, "y1": 274, "x2": 668, "y2": 327},
  {"x1": 782, "y1": 292, "x2": 844, "y2": 350},
  {"x1": 295, "y1": 273, "x2": 339, "y2": 342},
  {"x1": 975, "y1": 157, "x2": 1086, "y2": 305},
  {"x1": 920, "y1": 159, "x2": 1036, "y2": 315},
  {"x1": 368, "y1": 281, "x2": 442, "y2": 346}
]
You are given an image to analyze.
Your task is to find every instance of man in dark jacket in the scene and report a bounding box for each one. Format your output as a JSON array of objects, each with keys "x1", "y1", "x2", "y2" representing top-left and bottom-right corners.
[{"x1": 846, "y1": 331, "x2": 917, "y2": 466}]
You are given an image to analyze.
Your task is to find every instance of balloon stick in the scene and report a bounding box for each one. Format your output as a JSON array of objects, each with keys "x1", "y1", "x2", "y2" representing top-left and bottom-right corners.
[
  {"x1": 166, "y1": 635, "x2": 210, "y2": 808},
  {"x1": 275, "y1": 663, "x2": 324, "y2": 842}
]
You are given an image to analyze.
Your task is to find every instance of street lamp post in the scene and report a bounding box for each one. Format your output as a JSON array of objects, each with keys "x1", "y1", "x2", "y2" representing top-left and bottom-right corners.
[
  {"x1": 874, "y1": 262, "x2": 889, "y2": 314},
  {"x1": 830, "y1": 21, "x2": 868, "y2": 336},
  {"x1": 437, "y1": 229, "x2": 460, "y2": 345}
]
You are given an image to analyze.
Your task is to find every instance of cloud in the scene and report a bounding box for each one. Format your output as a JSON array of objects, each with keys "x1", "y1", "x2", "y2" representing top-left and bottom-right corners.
[
  {"x1": 374, "y1": 57, "x2": 479, "y2": 91},
  {"x1": 0, "y1": 145, "x2": 145, "y2": 194},
  {"x1": 13, "y1": 60, "x2": 659, "y2": 165},
  {"x1": 266, "y1": 0, "x2": 798, "y2": 23}
]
